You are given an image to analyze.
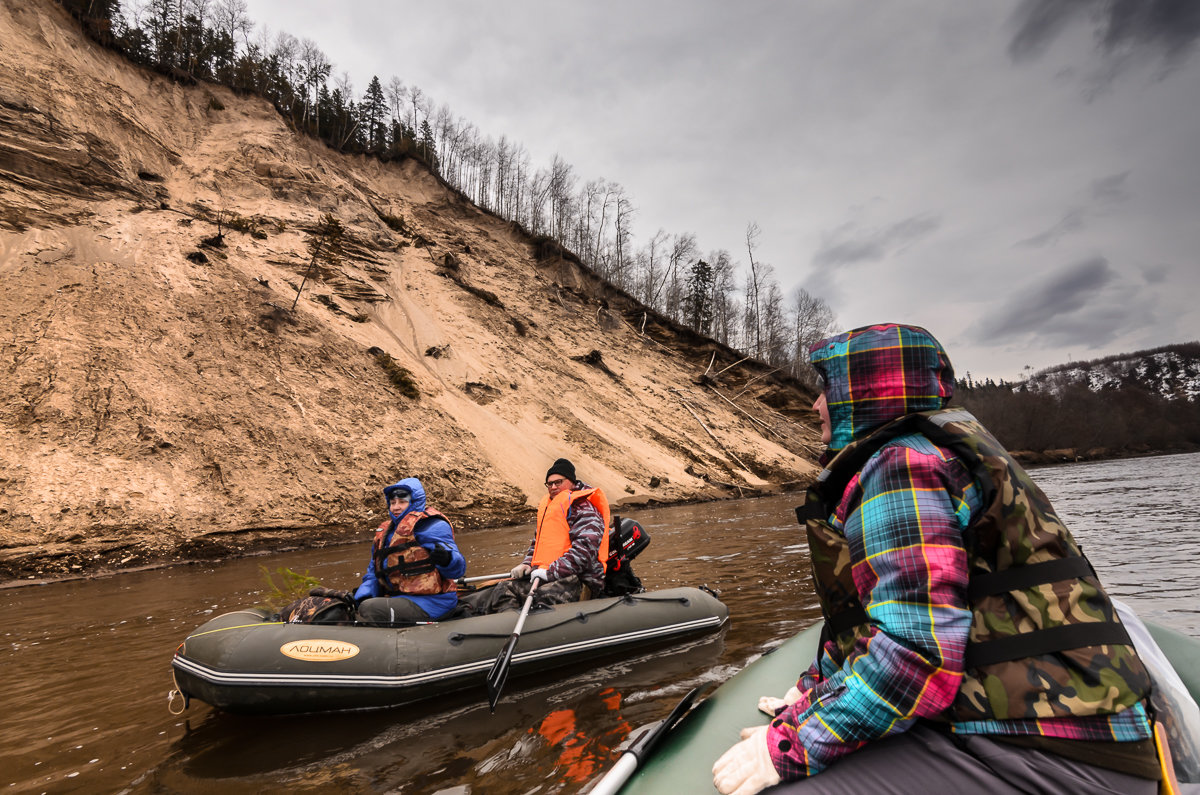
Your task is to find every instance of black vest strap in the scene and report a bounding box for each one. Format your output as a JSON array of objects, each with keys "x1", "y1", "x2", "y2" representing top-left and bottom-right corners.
[
  {"x1": 966, "y1": 621, "x2": 1133, "y2": 668},
  {"x1": 377, "y1": 539, "x2": 436, "y2": 580},
  {"x1": 379, "y1": 541, "x2": 437, "y2": 578},
  {"x1": 967, "y1": 556, "x2": 1096, "y2": 603},
  {"x1": 828, "y1": 605, "x2": 871, "y2": 637}
]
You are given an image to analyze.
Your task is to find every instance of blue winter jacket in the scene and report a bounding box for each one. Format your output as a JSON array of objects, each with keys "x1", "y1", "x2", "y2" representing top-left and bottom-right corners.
[{"x1": 353, "y1": 477, "x2": 466, "y2": 619}]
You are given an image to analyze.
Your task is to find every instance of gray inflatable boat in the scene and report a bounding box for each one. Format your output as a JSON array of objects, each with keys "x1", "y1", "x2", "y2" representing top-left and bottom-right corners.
[{"x1": 171, "y1": 586, "x2": 728, "y2": 715}]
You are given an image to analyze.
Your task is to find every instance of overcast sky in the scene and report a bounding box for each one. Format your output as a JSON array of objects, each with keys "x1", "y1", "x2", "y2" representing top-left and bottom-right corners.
[{"x1": 241, "y1": 0, "x2": 1200, "y2": 382}]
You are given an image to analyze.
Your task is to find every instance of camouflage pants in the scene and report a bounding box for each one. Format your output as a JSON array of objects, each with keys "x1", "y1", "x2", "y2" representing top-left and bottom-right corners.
[{"x1": 483, "y1": 575, "x2": 586, "y2": 613}]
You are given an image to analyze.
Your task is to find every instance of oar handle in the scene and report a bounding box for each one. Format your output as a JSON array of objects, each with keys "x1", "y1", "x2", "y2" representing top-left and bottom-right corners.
[
  {"x1": 589, "y1": 684, "x2": 710, "y2": 794},
  {"x1": 589, "y1": 755, "x2": 638, "y2": 795},
  {"x1": 457, "y1": 572, "x2": 512, "y2": 585}
]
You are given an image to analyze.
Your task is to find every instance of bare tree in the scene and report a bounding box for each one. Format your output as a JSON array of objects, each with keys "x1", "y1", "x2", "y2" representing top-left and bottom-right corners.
[
  {"x1": 744, "y1": 222, "x2": 771, "y2": 359},
  {"x1": 708, "y1": 249, "x2": 738, "y2": 346},
  {"x1": 408, "y1": 85, "x2": 424, "y2": 134},
  {"x1": 612, "y1": 189, "x2": 635, "y2": 290},
  {"x1": 333, "y1": 69, "x2": 353, "y2": 103},
  {"x1": 217, "y1": 0, "x2": 250, "y2": 51},
  {"x1": 761, "y1": 281, "x2": 788, "y2": 367},
  {"x1": 297, "y1": 38, "x2": 330, "y2": 134},
  {"x1": 513, "y1": 145, "x2": 531, "y2": 229},
  {"x1": 548, "y1": 155, "x2": 575, "y2": 241},
  {"x1": 790, "y1": 286, "x2": 837, "y2": 382},
  {"x1": 385, "y1": 76, "x2": 406, "y2": 129},
  {"x1": 595, "y1": 181, "x2": 616, "y2": 276},
  {"x1": 270, "y1": 30, "x2": 299, "y2": 84},
  {"x1": 640, "y1": 228, "x2": 668, "y2": 308},
  {"x1": 212, "y1": 0, "x2": 250, "y2": 73},
  {"x1": 527, "y1": 168, "x2": 551, "y2": 236}
]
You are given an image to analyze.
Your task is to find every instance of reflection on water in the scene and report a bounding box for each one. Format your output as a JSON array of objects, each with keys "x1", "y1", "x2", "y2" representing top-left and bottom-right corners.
[{"x1": 1, "y1": 452, "x2": 1196, "y2": 793}]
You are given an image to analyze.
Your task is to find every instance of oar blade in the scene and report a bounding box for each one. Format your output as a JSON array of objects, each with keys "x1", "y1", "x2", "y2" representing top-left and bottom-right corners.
[{"x1": 486, "y1": 634, "x2": 518, "y2": 711}]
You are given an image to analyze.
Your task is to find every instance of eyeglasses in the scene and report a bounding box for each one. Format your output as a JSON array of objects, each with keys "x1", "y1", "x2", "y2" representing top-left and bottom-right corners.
[
  {"x1": 388, "y1": 493, "x2": 411, "y2": 503},
  {"x1": 545, "y1": 477, "x2": 569, "y2": 489}
]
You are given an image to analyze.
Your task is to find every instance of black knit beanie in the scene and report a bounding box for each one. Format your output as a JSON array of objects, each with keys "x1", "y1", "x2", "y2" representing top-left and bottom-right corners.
[{"x1": 545, "y1": 458, "x2": 576, "y2": 484}]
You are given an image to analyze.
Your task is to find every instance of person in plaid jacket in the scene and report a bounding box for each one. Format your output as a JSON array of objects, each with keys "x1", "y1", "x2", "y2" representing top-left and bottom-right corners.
[{"x1": 714, "y1": 323, "x2": 1158, "y2": 795}]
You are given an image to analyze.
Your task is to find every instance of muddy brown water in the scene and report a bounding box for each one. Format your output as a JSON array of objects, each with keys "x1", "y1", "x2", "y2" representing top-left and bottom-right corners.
[{"x1": 4, "y1": 452, "x2": 1199, "y2": 794}]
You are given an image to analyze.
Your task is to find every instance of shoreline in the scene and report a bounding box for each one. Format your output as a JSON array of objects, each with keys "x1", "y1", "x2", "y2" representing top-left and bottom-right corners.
[
  {"x1": 0, "y1": 482, "x2": 807, "y2": 590},
  {"x1": 5, "y1": 447, "x2": 1192, "y2": 590},
  {"x1": 1012, "y1": 444, "x2": 1198, "y2": 467}
]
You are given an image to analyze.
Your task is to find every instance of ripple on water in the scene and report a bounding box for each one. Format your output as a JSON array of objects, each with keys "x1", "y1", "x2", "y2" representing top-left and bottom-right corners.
[{"x1": 1, "y1": 453, "x2": 1196, "y2": 793}]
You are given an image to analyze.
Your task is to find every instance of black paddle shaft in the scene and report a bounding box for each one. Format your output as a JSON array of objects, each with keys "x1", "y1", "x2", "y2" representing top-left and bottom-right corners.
[{"x1": 485, "y1": 579, "x2": 540, "y2": 711}]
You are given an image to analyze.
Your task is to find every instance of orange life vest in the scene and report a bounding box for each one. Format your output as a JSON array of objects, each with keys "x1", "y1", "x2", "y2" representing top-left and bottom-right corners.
[
  {"x1": 532, "y1": 487, "x2": 611, "y2": 570},
  {"x1": 371, "y1": 509, "x2": 458, "y2": 596}
]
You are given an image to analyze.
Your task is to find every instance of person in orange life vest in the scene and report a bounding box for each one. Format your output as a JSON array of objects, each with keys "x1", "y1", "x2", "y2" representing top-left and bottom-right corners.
[
  {"x1": 493, "y1": 458, "x2": 610, "y2": 611},
  {"x1": 353, "y1": 477, "x2": 465, "y2": 623}
]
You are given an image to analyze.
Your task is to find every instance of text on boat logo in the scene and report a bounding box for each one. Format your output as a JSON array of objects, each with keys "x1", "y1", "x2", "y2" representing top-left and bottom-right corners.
[{"x1": 280, "y1": 640, "x2": 361, "y2": 662}]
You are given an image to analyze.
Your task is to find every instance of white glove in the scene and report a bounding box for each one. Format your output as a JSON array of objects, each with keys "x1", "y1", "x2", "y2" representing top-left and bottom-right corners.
[
  {"x1": 712, "y1": 725, "x2": 781, "y2": 795},
  {"x1": 757, "y1": 685, "x2": 803, "y2": 716},
  {"x1": 510, "y1": 562, "x2": 531, "y2": 579},
  {"x1": 530, "y1": 567, "x2": 549, "y2": 583}
]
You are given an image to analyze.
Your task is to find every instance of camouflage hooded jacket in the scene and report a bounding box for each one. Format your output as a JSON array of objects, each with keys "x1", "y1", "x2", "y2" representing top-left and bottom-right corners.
[{"x1": 765, "y1": 324, "x2": 1152, "y2": 781}]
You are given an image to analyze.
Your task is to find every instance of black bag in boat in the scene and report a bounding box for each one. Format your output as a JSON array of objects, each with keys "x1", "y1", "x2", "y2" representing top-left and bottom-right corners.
[{"x1": 278, "y1": 588, "x2": 356, "y2": 624}]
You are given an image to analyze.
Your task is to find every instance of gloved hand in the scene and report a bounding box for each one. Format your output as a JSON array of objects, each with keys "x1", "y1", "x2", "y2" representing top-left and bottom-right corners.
[
  {"x1": 758, "y1": 684, "x2": 803, "y2": 716},
  {"x1": 428, "y1": 543, "x2": 452, "y2": 567},
  {"x1": 530, "y1": 568, "x2": 549, "y2": 583},
  {"x1": 510, "y1": 562, "x2": 532, "y2": 580},
  {"x1": 712, "y1": 725, "x2": 781, "y2": 795}
]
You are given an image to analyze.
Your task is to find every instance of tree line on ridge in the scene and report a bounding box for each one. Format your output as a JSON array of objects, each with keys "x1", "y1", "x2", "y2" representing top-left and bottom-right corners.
[{"x1": 56, "y1": 0, "x2": 838, "y2": 386}]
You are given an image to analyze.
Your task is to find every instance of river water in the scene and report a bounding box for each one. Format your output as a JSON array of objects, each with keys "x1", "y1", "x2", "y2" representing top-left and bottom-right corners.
[{"x1": 2, "y1": 452, "x2": 1198, "y2": 794}]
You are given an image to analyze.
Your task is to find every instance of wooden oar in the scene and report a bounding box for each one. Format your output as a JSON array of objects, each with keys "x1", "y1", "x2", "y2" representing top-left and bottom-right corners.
[
  {"x1": 485, "y1": 579, "x2": 540, "y2": 712},
  {"x1": 588, "y1": 684, "x2": 710, "y2": 795}
]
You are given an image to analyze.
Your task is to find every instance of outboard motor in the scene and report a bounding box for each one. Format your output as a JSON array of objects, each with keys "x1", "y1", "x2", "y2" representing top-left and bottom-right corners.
[{"x1": 602, "y1": 516, "x2": 650, "y2": 596}]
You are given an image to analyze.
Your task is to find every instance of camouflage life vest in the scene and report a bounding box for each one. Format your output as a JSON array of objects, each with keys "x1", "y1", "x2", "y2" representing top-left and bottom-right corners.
[
  {"x1": 797, "y1": 408, "x2": 1151, "y2": 723},
  {"x1": 371, "y1": 509, "x2": 458, "y2": 597}
]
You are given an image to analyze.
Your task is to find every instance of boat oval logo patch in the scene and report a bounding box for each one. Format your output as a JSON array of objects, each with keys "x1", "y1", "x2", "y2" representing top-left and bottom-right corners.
[{"x1": 280, "y1": 639, "x2": 360, "y2": 662}]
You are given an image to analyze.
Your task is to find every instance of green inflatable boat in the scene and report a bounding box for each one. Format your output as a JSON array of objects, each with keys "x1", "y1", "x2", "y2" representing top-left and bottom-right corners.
[
  {"x1": 607, "y1": 609, "x2": 1200, "y2": 794},
  {"x1": 170, "y1": 586, "x2": 728, "y2": 715}
]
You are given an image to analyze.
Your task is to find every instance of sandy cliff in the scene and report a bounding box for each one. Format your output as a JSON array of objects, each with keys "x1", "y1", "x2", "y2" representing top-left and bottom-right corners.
[{"x1": 0, "y1": 0, "x2": 821, "y2": 582}]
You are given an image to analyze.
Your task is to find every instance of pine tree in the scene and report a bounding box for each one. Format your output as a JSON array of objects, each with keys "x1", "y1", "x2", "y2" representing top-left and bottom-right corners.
[
  {"x1": 363, "y1": 76, "x2": 387, "y2": 151},
  {"x1": 683, "y1": 259, "x2": 715, "y2": 333}
]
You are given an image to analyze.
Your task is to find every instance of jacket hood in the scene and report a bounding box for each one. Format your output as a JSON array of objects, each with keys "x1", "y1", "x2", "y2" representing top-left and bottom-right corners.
[
  {"x1": 383, "y1": 477, "x2": 426, "y2": 521},
  {"x1": 809, "y1": 323, "x2": 955, "y2": 452}
]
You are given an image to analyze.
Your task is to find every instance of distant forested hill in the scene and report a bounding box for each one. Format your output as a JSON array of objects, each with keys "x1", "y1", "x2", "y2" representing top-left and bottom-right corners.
[{"x1": 954, "y1": 342, "x2": 1200, "y2": 461}]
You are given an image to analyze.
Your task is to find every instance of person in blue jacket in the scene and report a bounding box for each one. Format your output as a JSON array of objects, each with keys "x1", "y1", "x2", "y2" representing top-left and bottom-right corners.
[{"x1": 354, "y1": 477, "x2": 466, "y2": 623}]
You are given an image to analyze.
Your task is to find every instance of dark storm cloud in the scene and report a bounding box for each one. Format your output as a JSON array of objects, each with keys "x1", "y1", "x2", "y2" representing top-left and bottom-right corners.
[
  {"x1": 1009, "y1": 0, "x2": 1200, "y2": 68},
  {"x1": 1091, "y1": 171, "x2": 1131, "y2": 202},
  {"x1": 1016, "y1": 171, "x2": 1131, "y2": 248},
  {"x1": 811, "y1": 214, "x2": 941, "y2": 269},
  {"x1": 968, "y1": 257, "x2": 1121, "y2": 344},
  {"x1": 1141, "y1": 264, "x2": 1169, "y2": 284},
  {"x1": 1017, "y1": 209, "x2": 1086, "y2": 248}
]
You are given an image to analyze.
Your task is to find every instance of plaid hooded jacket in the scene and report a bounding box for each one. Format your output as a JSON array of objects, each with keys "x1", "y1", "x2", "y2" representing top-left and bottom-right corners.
[{"x1": 765, "y1": 324, "x2": 1152, "y2": 780}]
